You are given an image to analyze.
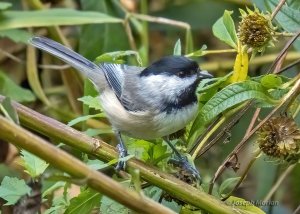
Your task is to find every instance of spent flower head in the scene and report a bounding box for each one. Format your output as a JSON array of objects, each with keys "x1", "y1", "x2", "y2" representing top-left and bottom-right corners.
[
  {"x1": 238, "y1": 7, "x2": 277, "y2": 53},
  {"x1": 256, "y1": 116, "x2": 300, "y2": 163}
]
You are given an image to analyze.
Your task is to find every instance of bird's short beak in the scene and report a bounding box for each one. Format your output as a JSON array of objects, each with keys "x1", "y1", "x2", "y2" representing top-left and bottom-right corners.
[{"x1": 197, "y1": 69, "x2": 213, "y2": 79}]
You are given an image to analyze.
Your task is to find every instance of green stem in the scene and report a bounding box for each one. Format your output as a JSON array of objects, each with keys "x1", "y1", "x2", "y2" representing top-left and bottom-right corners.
[
  {"x1": 140, "y1": 0, "x2": 149, "y2": 65},
  {"x1": 0, "y1": 116, "x2": 175, "y2": 214},
  {"x1": 191, "y1": 103, "x2": 248, "y2": 160},
  {"x1": 0, "y1": 95, "x2": 248, "y2": 214},
  {"x1": 222, "y1": 150, "x2": 261, "y2": 200}
]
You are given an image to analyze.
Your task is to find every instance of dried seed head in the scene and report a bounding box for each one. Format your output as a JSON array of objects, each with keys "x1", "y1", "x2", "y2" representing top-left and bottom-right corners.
[
  {"x1": 238, "y1": 8, "x2": 276, "y2": 52},
  {"x1": 256, "y1": 116, "x2": 300, "y2": 163}
]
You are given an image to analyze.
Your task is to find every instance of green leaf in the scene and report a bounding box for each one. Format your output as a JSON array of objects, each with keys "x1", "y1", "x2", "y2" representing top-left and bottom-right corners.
[
  {"x1": 100, "y1": 196, "x2": 130, "y2": 214},
  {"x1": 264, "y1": 0, "x2": 300, "y2": 51},
  {"x1": 95, "y1": 50, "x2": 143, "y2": 66},
  {"x1": 78, "y1": 96, "x2": 102, "y2": 111},
  {"x1": 0, "y1": 176, "x2": 31, "y2": 205},
  {"x1": 173, "y1": 39, "x2": 182, "y2": 56},
  {"x1": 260, "y1": 74, "x2": 282, "y2": 89},
  {"x1": 19, "y1": 150, "x2": 49, "y2": 178},
  {"x1": 197, "y1": 72, "x2": 232, "y2": 93},
  {"x1": 64, "y1": 188, "x2": 101, "y2": 214},
  {"x1": 67, "y1": 113, "x2": 105, "y2": 127},
  {"x1": 0, "y1": 70, "x2": 36, "y2": 102},
  {"x1": 218, "y1": 177, "x2": 240, "y2": 197},
  {"x1": 225, "y1": 196, "x2": 266, "y2": 214},
  {"x1": 212, "y1": 10, "x2": 238, "y2": 49},
  {"x1": 186, "y1": 44, "x2": 207, "y2": 57},
  {"x1": 0, "y1": 2, "x2": 12, "y2": 10},
  {"x1": 268, "y1": 0, "x2": 300, "y2": 33},
  {"x1": 0, "y1": 9, "x2": 122, "y2": 30},
  {"x1": 127, "y1": 140, "x2": 151, "y2": 161},
  {"x1": 43, "y1": 182, "x2": 65, "y2": 198},
  {"x1": 0, "y1": 29, "x2": 32, "y2": 43},
  {"x1": 0, "y1": 97, "x2": 19, "y2": 124},
  {"x1": 86, "y1": 159, "x2": 105, "y2": 171},
  {"x1": 200, "y1": 81, "x2": 277, "y2": 123}
]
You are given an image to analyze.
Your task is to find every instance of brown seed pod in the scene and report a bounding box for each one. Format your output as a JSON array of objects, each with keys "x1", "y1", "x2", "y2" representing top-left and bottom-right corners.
[
  {"x1": 256, "y1": 116, "x2": 300, "y2": 163},
  {"x1": 238, "y1": 8, "x2": 276, "y2": 52}
]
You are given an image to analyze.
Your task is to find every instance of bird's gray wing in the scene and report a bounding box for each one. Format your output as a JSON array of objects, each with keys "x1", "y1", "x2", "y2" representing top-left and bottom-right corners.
[{"x1": 99, "y1": 63, "x2": 144, "y2": 111}]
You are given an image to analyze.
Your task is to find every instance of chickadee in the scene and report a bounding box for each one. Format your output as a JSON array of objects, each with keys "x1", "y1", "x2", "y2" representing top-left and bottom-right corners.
[{"x1": 29, "y1": 37, "x2": 213, "y2": 178}]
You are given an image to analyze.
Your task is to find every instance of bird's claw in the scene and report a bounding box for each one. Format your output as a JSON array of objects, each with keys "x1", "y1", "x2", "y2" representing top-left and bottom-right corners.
[{"x1": 169, "y1": 156, "x2": 201, "y2": 184}]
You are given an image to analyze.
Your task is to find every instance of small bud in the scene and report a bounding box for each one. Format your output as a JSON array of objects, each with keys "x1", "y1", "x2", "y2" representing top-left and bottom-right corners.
[{"x1": 256, "y1": 116, "x2": 300, "y2": 163}]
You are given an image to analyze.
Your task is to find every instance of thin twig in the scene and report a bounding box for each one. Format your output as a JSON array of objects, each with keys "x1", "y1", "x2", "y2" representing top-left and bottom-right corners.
[
  {"x1": 277, "y1": 58, "x2": 300, "y2": 74},
  {"x1": 263, "y1": 164, "x2": 296, "y2": 202},
  {"x1": 131, "y1": 13, "x2": 190, "y2": 29},
  {"x1": 0, "y1": 48, "x2": 23, "y2": 63},
  {"x1": 271, "y1": 0, "x2": 287, "y2": 20},
  {"x1": 293, "y1": 204, "x2": 300, "y2": 214},
  {"x1": 267, "y1": 31, "x2": 300, "y2": 74}
]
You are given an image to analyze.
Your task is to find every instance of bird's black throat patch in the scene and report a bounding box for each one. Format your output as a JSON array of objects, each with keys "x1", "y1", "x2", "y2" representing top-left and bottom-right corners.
[{"x1": 162, "y1": 80, "x2": 198, "y2": 114}]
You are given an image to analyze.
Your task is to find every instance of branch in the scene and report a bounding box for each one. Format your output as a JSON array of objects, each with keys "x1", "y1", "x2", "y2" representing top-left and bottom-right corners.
[
  {"x1": 0, "y1": 95, "x2": 244, "y2": 214},
  {"x1": 0, "y1": 116, "x2": 174, "y2": 214}
]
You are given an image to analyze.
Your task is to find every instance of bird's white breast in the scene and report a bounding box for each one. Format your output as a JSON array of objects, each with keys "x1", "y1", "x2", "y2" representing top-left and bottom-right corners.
[{"x1": 99, "y1": 89, "x2": 198, "y2": 139}]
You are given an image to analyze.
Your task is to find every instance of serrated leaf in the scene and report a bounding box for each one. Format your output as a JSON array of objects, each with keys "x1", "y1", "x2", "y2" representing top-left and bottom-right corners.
[
  {"x1": 173, "y1": 39, "x2": 182, "y2": 56},
  {"x1": 95, "y1": 50, "x2": 142, "y2": 66},
  {"x1": 0, "y1": 2, "x2": 11, "y2": 10},
  {"x1": 100, "y1": 196, "x2": 130, "y2": 214},
  {"x1": 67, "y1": 113, "x2": 105, "y2": 127},
  {"x1": 64, "y1": 188, "x2": 101, "y2": 214},
  {"x1": 78, "y1": 96, "x2": 102, "y2": 111},
  {"x1": 0, "y1": 70, "x2": 36, "y2": 102},
  {"x1": 0, "y1": 9, "x2": 122, "y2": 30},
  {"x1": 19, "y1": 150, "x2": 49, "y2": 178},
  {"x1": 225, "y1": 196, "x2": 266, "y2": 214},
  {"x1": 0, "y1": 29, "x2": 32, "y2": 43},
  {"x1": 0, "y1": 176, "x2": 31, "y2": 205},
  {"x1": 260, "y1": 74, "x2": 282, "y2": 89},
  {"x1": 200, "y1": 81, "x2": 277, "y2": 123},
  {"x1": 218, "y1": 177, "x2": 240, "y2": 196},
  {"x1": 212, "y1": 10, "x2": 238, "y2": 49}
]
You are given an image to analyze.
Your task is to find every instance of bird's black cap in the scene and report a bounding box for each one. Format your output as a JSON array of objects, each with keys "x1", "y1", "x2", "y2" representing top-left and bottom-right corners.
[{"x1": 140, "y1": 56, "x2": 199, "y2": 77}]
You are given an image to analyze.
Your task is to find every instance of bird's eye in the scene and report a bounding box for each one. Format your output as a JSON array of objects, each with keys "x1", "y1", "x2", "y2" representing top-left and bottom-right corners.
[{"x1": 177, "y1": 71, "x2": 185, "y2": 78}]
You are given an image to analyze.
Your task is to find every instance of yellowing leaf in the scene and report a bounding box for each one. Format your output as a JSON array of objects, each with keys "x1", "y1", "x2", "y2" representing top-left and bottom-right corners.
[{"x1": 229, "y1": 49, "x2": 249, "y2": 83}]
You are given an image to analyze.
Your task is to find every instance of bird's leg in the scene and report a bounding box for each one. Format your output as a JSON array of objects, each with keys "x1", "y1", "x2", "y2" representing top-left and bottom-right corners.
[
  {"x1": 163, "y1": 137, "x2": 201, "y2": 181},
  {"x1": 115, "y1": 131, "x2": 128, "y2": 171}
]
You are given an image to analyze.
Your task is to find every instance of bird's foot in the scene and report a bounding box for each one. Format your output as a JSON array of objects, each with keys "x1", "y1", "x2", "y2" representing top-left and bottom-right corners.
[
  {"x1": 169, "y1": 156, "x2": 201, "y2": 184},
  {"x1": 115, "y1": 143, "x2": 129, "y2": 171}
]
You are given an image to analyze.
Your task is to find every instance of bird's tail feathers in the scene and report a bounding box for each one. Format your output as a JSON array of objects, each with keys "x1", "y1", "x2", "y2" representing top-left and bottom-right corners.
[{"x1": 29, "y1": 36, "x2": 101, "y2": 82}]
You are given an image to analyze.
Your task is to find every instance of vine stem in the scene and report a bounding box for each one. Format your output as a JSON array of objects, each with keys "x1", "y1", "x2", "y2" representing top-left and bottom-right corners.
[
  {"x1": 0, "y1": 116, "x2": 175, "y2": 214},
  {"x1": 0, "y1": 95, "x2": 246, "y2": 214}
]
